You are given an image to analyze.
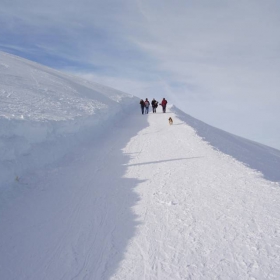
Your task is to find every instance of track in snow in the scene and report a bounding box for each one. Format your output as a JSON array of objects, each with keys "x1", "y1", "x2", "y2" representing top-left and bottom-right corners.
[{"x1": 113, "y1": 109, "x2": 280, "y2": 279}]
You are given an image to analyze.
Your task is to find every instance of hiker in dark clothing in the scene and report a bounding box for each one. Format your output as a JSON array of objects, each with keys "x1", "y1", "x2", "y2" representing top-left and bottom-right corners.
[
  {"x1": 151, "y1": 98, "x2": 158, "y2": 113},
  {"x1": 139, "y1": 99, "x2": 145, "y2": 114}
]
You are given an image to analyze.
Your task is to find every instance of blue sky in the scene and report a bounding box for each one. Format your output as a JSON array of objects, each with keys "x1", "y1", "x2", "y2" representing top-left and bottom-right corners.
[{"x1": 1, "y1": 0, "x2": 280, "y2": 149}]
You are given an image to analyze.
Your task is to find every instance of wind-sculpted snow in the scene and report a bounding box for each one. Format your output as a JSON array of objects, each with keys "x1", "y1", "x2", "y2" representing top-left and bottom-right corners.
[
  {"x1": 0, "y1": 51, "x2": 132, "y2": 121},
  {"x1": 0, "y1": 51, "x2": 138, "y2": 189},
  {"x1": 172, "y1": 106, "x2": 280, "y2": 182}
]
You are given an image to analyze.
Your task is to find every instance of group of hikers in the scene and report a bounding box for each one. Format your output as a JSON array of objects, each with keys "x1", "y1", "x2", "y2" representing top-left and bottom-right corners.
[{"x1": 139, "y1": 98, "x2": 168, "y2": 114}]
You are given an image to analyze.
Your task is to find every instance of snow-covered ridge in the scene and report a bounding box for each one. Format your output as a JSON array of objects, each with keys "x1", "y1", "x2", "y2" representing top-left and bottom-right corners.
[
  {"x1": 172, "y1": 105, "x2": 280, "y2": 182},
  {"x1": 1, "y1": 52, "x2": 280, "y2": 279},
  {"x1": 0, "y1": 51, "x2": 134, "y2": 121},
  {"x1": 0, "y1": 51, "x2": 138, "y2": 189},
  {"x1": 1, "y1": 50, "x2": 279, "y2": 192}
]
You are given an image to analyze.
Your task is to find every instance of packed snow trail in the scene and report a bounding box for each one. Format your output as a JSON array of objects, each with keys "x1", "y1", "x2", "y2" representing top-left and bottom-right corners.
[
  {"x1": 112, "y1": 109, "x2": 280, "y2": 279},
  {"x1": 1, "y1": 108, "x2": 280, "y2": 280}
]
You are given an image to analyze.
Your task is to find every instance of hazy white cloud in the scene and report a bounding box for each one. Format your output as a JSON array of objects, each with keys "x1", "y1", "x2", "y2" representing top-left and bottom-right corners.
[
  {"x1": 127, "y1": 1, "x2": 280, "y2": 148},
  {"x1": 1, "y1": 0, "x2": 280, "y2": 149}
]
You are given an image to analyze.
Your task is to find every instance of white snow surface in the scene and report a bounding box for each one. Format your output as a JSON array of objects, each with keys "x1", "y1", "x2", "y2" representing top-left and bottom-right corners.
[
  {"x1": 1, "y1": 51, "x2": 280, "y2": 280},
  {"x1": 0, "y1": 51, "x2": 136, "y2": 189}
]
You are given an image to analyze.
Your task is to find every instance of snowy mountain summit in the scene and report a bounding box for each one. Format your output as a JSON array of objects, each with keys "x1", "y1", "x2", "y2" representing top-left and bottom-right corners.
[{"x1": 1, "y1": 51, "x2": 280, "y2": 279}]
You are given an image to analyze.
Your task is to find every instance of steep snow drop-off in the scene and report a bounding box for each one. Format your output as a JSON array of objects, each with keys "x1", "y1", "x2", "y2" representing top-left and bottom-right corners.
[{"x1": 0, "y1": 51, "x2": 137, "y2": 190}]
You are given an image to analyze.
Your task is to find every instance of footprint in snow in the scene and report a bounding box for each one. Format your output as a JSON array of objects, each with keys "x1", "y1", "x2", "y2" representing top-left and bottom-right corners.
[{"x1": 157, "y1": 199, "x2": 178, "y2": 206}]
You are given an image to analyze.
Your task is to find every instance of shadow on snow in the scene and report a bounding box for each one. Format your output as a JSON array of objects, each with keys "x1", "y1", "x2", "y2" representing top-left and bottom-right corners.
[
  {"x1": 125, "y1": 157, "x2": 203, "y2": 167},
  {"x1": 0, "y1": 109, "x2": 149, "y2": 280}
]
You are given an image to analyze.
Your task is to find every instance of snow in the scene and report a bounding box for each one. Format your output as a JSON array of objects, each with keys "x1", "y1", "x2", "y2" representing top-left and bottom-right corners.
[
  {"x1": 0, "y1": 51, "x2": 280, "y2": 279},
  {"x1": 0, "y1": 51, "x2": 137, "y2": 191}
]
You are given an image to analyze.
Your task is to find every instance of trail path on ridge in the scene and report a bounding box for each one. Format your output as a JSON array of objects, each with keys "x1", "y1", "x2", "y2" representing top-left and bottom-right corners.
[
  {"x1": 1, "y1": 108, "x2": 280, "y2": 280},
  {"x1": 112, "y1": 108, "x2": 280, "y2": 279}
]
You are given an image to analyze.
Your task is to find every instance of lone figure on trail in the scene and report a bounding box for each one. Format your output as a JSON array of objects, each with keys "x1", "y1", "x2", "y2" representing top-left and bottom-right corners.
[
  {"x1": 140, "y1": 99, "x2": 145, "y2": 114},
  {"x1": 144, "y1": 98, "x2": 150, "y2": 114},
  {"x1": 151, "y1": 98, "x2": 158, "y2": 113},
  {"x1": 160, "y1": 98, "x2": 167, "y2": 113}
]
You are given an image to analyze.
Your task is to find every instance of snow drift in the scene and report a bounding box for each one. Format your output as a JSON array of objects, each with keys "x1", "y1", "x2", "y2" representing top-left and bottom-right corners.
[{"x1": 0, "y1": 51, "x2": 138, "y2": 190}]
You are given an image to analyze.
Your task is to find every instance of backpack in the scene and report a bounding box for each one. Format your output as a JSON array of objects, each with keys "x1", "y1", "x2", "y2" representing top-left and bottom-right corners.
[{"x1": 145, "y1": 101, "x2": 149, "y2": 107}]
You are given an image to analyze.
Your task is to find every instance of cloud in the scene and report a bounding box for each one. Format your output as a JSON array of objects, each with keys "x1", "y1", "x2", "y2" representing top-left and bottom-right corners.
[
  {"x1": 127, "y1": 1, "x2": 280, "y2": 148},
  {"x1": 1, "y1": 0, "x2": 280, "y2": 149},
  {"x1": 0, "y1": 1, "x2": 151, "y2": 71}
]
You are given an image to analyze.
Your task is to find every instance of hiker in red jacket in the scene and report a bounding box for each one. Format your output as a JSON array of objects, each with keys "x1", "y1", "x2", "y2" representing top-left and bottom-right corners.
[{"x1": 160, "y1": 98, "x2": 167, "y2": 113}]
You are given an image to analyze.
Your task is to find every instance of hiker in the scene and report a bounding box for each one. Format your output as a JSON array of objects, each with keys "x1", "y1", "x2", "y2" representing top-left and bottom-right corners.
[
  {"x1": 139, "y1": 99, "x2": 145, "y2": 114},
  {"x1": 160, "y1": 98, "x2": 167, "y2": 113},
  {"x1": 151, "y1": 98, "x2": 158, "y2": 113},
  {"x1": 144, "y1": 98, "x2": 150, "y2": 114}
]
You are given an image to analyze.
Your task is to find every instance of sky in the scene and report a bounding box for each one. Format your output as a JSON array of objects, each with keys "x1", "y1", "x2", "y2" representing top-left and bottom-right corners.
[{"x1": 1, "y1": 0, "x2": 280, "y2": 149}]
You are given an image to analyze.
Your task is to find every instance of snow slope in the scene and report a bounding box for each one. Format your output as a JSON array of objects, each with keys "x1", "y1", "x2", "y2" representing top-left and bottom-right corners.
[
  {"x1": 112, "y1": 108, "x2": 280, "y2": 280},
  {"x1": 1, "y1": 52, "x2": 280, "y2": 279},
  {"x1": 0, "y1": 51, "x2": 137, "y2": 191},
  {"x1": 173, "y1": 106, "x2": 280, "y2": 182}
]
